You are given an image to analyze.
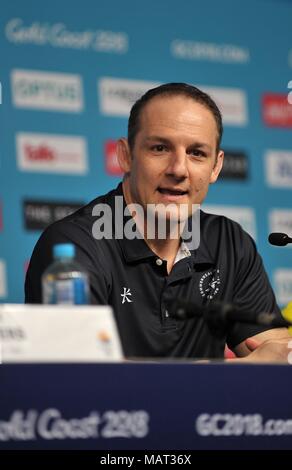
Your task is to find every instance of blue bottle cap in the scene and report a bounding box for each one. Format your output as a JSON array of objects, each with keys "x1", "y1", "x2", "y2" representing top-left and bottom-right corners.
[{"x1": 53, "y1": 243, "x2": 75, "y2": 259}]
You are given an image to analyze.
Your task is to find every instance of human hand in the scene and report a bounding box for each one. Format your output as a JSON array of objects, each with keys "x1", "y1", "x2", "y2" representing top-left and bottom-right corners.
[{"x1": 242, "y1": 336, "x2": 291, "y2": 363}]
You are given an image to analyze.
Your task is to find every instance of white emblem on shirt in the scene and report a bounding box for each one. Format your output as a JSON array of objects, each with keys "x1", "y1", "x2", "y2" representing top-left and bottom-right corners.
[
  {"x1": 121, "y1": 287, "x2": 133, "y2": 304},
  {"x1": 199, "y1": 269, "x2": 221, "y2": 299}
]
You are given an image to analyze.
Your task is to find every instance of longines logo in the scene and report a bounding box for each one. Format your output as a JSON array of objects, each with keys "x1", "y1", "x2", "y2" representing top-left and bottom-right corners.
[{"x1": 199, "y1": 269, "x2": 221, "y2": 300}]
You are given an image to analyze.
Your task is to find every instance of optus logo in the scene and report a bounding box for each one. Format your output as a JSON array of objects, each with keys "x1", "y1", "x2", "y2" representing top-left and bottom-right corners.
[{"x1": 288, "y1": 81, "x2": 292, "y2": 105}]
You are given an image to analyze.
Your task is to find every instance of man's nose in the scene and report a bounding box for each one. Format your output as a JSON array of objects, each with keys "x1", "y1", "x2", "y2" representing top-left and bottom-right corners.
[{"x1": 165, "y1": 150, "x2": 188, "y2": 179}]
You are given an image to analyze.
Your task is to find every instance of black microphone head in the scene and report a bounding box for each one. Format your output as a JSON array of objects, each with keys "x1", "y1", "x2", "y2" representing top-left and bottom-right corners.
[{"x1": 268, "y1": 232, "x2": 290, "y2": 246}]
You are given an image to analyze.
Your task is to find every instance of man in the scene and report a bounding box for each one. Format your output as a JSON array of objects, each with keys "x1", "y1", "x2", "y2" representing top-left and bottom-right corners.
[{"x1": 25, "y1": 83, "x2": 290, "y2": 361}]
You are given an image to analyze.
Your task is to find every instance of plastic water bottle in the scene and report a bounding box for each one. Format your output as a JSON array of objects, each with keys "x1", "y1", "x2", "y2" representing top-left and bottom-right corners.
[{"x1": 42, "y1": 243, "x2": 89, "y2": 304}]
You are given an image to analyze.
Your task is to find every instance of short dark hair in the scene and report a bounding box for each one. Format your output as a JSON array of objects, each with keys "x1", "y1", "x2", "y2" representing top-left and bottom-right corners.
[{"x1": 128, "y1": 82, "x2": 223, "y2": 152}]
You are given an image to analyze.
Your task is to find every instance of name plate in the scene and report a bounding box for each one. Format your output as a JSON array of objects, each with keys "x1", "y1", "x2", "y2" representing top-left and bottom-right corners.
[{"x1": 0, "y1": 304, "x2": 123, "y2": 362}]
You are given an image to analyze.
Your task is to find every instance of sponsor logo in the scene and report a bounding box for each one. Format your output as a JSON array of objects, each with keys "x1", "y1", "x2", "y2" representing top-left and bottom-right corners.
[
  {"x1": 16, "y1": 132, "x2": 88, "y2": 174},
  {"x1": 197, "y1": 85, "x2": 248, "y2": 126},
  {"x1": 121, "y1": 287, "x2": 133, "y2": 304},
  {"x1": 0, "y1": 260, "x2": 7, "y2": 298},
  {"x1": 203, "y1": 205, "x2": 256, "y2": 240},
  {"x1": 265, "y1": 150, "x2": 292, "y2": 188},
  {"x1": 269, "y1": 210, "x2": 292, "y2": 246},
  {"x1": 11, "y1": 69, "x2": 83, "y2": 112},
  {"x1": 274, "y1": 269, "x2": 292, "y2": 306},
  {"x1": 262, "y1": 93, "x2": 292, "y2": 127},
  {"x1": 5, "y1": 18, "x2": 128, "y2": 54},
  {"x1": 99, "y1": 77, "x2": 159, "y2": 116},
  {"x1": 219, "y1": 150, "x2": 248, "y2": 180},
  {"x1": 104, "y1": 140, "x2": 123, "y2": 176},
  {"x1": 199, "y1": 269, "x2": 221, "y2": 300},
  {"x1": 23, "y1": 200, "x2": 84, "y2": 231},
  {"x1": 171, "y1": 39, "x2": 250, "y2": 64},
  {"x1": 0, "y1": 408, "x2": 149, "y2": 441}
]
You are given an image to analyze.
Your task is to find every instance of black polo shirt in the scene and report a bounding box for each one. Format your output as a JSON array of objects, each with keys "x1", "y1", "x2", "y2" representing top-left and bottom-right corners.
[{"x1": 25, "y1": 183, "x2": 281, "y2": 359}]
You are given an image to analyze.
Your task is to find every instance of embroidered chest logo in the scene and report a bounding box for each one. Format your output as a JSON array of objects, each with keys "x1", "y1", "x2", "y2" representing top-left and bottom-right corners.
[
  {"x1": 121, "y1": 287, "x2": 133, "y2": 304},
  {"x1": 199, "y1": 269, "x2": 221, "y2": 300}
]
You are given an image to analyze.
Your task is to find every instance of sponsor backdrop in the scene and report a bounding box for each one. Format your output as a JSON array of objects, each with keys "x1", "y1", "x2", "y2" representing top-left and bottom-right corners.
[{"x1": 0, "y1": 0, "x2": 292, "y2": 305}]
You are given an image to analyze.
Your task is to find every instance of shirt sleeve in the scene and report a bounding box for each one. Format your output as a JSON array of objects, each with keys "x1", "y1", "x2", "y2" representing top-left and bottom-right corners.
[
  {"x1": 25, "y1": 219, "x2": 112, "y2": 305},
  {"x1": 226, "y1": 224, "x2": 283, "y2": 350}
]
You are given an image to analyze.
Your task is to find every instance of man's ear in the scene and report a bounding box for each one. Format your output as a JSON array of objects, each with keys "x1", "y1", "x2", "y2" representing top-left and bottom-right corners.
[
  {"x1": 116, "y1": 138, "x2": 132, "y2": 174},
  {"x1": 210, "y1": 149, "x2": 224, "y2": 184}
]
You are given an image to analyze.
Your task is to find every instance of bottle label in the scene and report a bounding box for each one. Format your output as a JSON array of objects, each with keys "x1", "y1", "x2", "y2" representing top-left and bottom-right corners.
[{"x1": 43, "y1": 278, "x2": 88, "y2": 305}]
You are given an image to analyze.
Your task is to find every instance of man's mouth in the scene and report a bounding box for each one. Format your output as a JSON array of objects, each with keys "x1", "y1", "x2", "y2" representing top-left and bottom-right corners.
[{"x1": 157, "y1": 187, "x2": 188, "y2": 196}]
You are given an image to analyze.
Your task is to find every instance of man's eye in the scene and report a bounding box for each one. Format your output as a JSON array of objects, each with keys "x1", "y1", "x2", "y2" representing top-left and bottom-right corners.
[
  {"x1": 188, "y1": 149, "x2": 206, "y2": 157},
  {"x1": 152, "y1": 145, "x2": 167, "y2": 152}
]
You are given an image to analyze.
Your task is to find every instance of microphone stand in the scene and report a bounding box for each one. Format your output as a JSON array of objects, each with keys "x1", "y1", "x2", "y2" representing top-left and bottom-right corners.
[{"x1": 169, "y1": 299, "x2": 291, "y2": 339}]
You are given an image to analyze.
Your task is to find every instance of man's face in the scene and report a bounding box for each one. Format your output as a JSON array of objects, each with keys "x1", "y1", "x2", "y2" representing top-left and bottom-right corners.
[{"x1": 118, "y1": 94, "x2": 224, "y2": 221}]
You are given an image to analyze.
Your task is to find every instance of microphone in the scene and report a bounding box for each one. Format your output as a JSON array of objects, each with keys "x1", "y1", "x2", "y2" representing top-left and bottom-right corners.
[
  {"x1": 169, "y1": 299, "x2": 291, "y2": 331},
  {"x1": 268, "y1": 232, "x2": 292, "y2": 246}
]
